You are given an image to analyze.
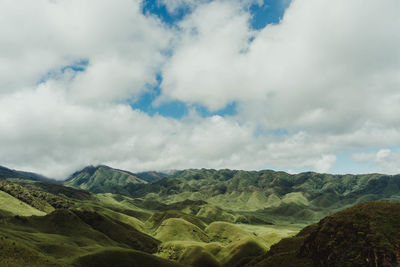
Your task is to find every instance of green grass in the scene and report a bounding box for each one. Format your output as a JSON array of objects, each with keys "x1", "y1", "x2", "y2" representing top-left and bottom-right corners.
[
  {"x1": 0, "y1": 237, "x2": 67, "y2": 267},
  {"x1": 205, "y1": 222, "x2": 254, "y2": 244},
  {"x1": 220, "y1": 238, "x2": 267, "y2": 267},
  {"x1": 64, "y1": 165, "x2": 147, "y2": 194},
  {"x1": 2, "y1": 166, "x2": 400, "y2": 267},
  {"x1": 146, "y1": 210, "x2": 208, "y2": 232},
  {"x1": 72, "y1": 247, "x2": 187, "y2": 267},
  {"x1": 178, "y1": 246, "x2": 221, "y2": 267},
  {"x1": 249, "y1": 201, "x2": 400, "y2": 267},
  {"x1": 154, "y1": 218, "x2": 210, "y2": 243},
  {"x1": 0, "y1": 191, "x2": 46, "y2": 216}
]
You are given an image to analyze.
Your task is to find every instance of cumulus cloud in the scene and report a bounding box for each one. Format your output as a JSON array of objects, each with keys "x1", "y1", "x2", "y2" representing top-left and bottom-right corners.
[
  {"x1": 161, "y1": 0, "x2": 400, "y2": 133},
  {"x1": 1, "y1": 0, "x2": 400, "y2": 178},
  {"x1": 352, "y1": 149, "x2": 400, "y2": 174},
  {"x1": 313, "y1": 155, "x2": 336, "y2": 173},
  {"x1": 0, "y1": 81, "x2": 334, "y2": 178},
  {"x1": 0, "y1": 0, "x2": 170, "y2": 102}
]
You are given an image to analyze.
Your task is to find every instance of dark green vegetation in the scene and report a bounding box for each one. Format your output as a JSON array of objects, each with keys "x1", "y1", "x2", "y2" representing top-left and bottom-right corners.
[
  {"x1": 0, "y1": 165, "x2": 55, "y2": 183},
  {"x1": 67, "y1": 167, "x2": 400, "y2": 224},
  {"x1": 247, "y1": 201, "x2": 400, "y2": 267},
  {"x1": 0, "y1": 164, "x2": 399, "y2": 266},
  {"x1": 64, "y1": 165, "x2": 148, "y2": 194}
]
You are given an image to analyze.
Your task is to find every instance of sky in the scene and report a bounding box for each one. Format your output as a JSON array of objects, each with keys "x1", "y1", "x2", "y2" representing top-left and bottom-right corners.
[{"x1": 1, "y1": 0, "x2": 400, "y2": 179}]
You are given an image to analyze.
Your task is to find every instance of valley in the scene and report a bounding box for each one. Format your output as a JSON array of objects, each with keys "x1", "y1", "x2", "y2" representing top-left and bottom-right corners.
[{"x1": 0, "y1": 165, "x2": 399, "y2": 266}]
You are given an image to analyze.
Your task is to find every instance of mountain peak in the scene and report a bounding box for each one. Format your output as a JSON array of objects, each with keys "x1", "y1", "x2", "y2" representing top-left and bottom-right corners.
[{"x1": 64, "y1": 165, "x2": 147, "y2": 194}]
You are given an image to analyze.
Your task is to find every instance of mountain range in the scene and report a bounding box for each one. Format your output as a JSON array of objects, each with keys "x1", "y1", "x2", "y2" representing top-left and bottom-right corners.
[{"x1": 0, "y1": 164, "x2": 399, "y2": 266}]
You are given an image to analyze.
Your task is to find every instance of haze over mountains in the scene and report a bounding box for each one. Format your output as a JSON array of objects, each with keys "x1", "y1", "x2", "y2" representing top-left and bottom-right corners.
[{"x1": 0, "y1": 164, "x2": 399, "y2": 266}]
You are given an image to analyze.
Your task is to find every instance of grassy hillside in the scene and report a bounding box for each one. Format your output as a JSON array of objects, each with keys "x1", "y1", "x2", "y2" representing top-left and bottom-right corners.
[
  {"x1": 0, "y1": 180, "x2": 72, "y2": 212},
  {"x1": 247, "y1": 201, "x2": 400, "y2": 267},
  {"x1": 1, "y1": 165, "x2": 400, "y2": 266},
  {"x1": 98, "y1": 168, "x2": 400, "y2": 224},
  {"x1": 64, "y1": 165, "x2": 147, "y2": 194},
  {"x1": 0, "y1": 190, "x2": 46, "y2": 216},
  {"x1": 0, "y1": 178, "x2": 293, "y2": 266},
  {"x1": 73, "y1": 247, "x2": 188, "y2": 267},
  {"x1": 0, "y1": 165, "x2": 56, "y2": 183}
]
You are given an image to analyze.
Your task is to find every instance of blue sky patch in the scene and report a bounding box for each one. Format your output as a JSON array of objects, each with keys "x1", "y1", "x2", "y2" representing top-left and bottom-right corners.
[
  {"x1": 61, "y1": 59, "x2": 89, "y2": 73},
  {"x1": 137, "y1": 0, "x2": 292, "y2": 119},
  {"x1": 142, "y1": 0, "x2": 291, "y2": 29},
  {"x1": 130, "y1": 89, "x2": 237, "y2": 119},
  {"x1": 142, "y1": 0, "x2": 191, "y2": 25},
  {"x1": 38, "y1": 59, "x2": 89, "y2": 84},
  {"x1": 249, "y1": 0, "x2": 291, "y2": 29}
]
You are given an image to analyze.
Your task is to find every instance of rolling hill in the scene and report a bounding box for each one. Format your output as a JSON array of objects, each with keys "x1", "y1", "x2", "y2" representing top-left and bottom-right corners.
[
  {"x1": 64, "y1": 165, "x2": 148, "y2": 194},
  {"x1": 0, "y1": 165, "x2": 56, "y2": 183},
  {"x1": 1, "y1": 165, "x2": 400, "y2": 266},
  {"x1": 246, "y1": 201, "x2": 400, "y2": 267},
  {"x1": 64, "y1": 167, "x2": 400, "y2": 224}
]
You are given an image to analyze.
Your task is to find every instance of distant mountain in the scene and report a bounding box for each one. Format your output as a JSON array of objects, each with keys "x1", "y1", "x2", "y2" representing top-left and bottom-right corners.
[
  {"x1": 79, "y1": 168, "x2": 400, "y2": 224},
  {"x1": 0, "y1": 165, "x2": 56, "y2": 183},
  {"x1": 247, "y1": 201, "x2": 400, "y2": 267},
  {"x1": 135, "y1": 171, "x2": 172, "y2": 183},
  {"x1": 64, "y1": 165, "x2": 148, "y2": 194}
]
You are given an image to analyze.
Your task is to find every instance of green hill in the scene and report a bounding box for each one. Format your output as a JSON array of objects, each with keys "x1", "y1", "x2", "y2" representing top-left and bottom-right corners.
[
  {"x1": 64, "y1": 165, "x2": 147, "y2": 194},
  {"x1": 247, "y1": 201, "x2": 400, "y2": 267},
  {"x1": 2, "y1": 164, "x2": 400, "y2": 266},
  {"x1": 103, "y1": 168, "x2": 400, "y2": 224},
  {"x1": 73, "y1": 247, "x2": 187, "y2": 267},
  {"x1": 0, "y1": 165, "x2": 56, "y2": 183},
  {"x1": 154, "y1": 218, "x2": 210, "y2": 243},
  {"x1": 0, "y1": 190, "x2": 46, "y2": 216}
]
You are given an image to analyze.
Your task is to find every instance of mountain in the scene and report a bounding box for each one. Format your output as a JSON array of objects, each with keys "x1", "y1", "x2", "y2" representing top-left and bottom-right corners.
[
  {"x1": 65, "y1": 168, "x2": 400, "y2": 224},
  {"x1": 64, "y1": 165, "x2": 148, "y2": 194},
  {"x1": 247, "y1": 201, "x2": 400, "y2": 267},
  {"x1": 135, "y1": 171, "x2": 172, "y2": 183},
  {"x1": 2, "y1": 165, "x2": 400, "y2": 266},
  {"x1": 0, "y1": 165, "x2": 56, "y2": 183},
  {"x1": 0, "y1": 177, "x2": 285, "y2": 266},
  {"x1": 0, "y1": 179, "x2": 181, "y2": 266}
]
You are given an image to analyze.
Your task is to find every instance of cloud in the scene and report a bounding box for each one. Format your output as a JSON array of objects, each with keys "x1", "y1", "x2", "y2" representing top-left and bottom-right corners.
[
  {"x1": 1, "y1": 0, "x2": 400, "y2": 178},
  {"x1": 161, "y1": 0, "x2": 400, "y2": 133},
  {"x1": 352, "y1": 149, "x2": 400, "y2": 174},
  {"x1": 0, "y1": 0, "x2": 170, "y2": 103},
  {"x1": 313, "y1": 155, "x2": 336, "y2": 173},
  {"x1": 0, "y1": 80, "x2": 338, "y2": 179}
]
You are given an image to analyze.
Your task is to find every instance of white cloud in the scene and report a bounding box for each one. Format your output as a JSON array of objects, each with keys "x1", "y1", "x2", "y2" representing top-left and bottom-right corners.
[
  {"x1": 1, "y1": 0, "x2": 400, "y2": 178},
  {"x1": 376, "y1": 149, "x2": 391, "y2": 161},
  {"x1": 159, "y1": 0, "x2": 255, "y2": 110},
  {"x1": 0, "y1": 0, "x2": 170, "y2": 102},
  {"x1": 352, "y1": 149, "x2": 400, "y2": 174},
  {"x1": 161, "y1": 0, "x2": 400, "y2": 133},
  {"x1": 313, "y1": 155, "x2": 336, "y2": 173}
]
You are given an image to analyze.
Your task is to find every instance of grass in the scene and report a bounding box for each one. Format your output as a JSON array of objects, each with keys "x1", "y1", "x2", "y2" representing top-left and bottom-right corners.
[
  {"x1": 72, "y1": 247, "x2": 187, "y2": 267},
  {"x1": 0, "y1": 191, "x2": 46, "y2": 216},
  {"x1": 3, "y1": 166, "x2": 400, "y2": 267},
  {"x1": 205, "y1": 222, "x2": 254, "y2": 244},
  {"x1": 0, "y1": 236, "x2": 67, "y2": 267},
  {"x1": 154, "y1": 218, "x2": 210, "y2": 243},
  {"x1": 249, "y1": 201, "x2": 400, "y2": 267},
  {"x1": 178, "y1": 246, "x2": 221, "y2": 267}
]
